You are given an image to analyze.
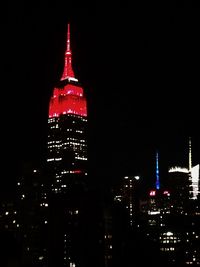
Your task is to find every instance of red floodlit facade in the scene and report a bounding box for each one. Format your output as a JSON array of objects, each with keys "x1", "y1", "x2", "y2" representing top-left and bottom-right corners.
[{"x1": 49, "y1": 84, "x2": 87, "y2": 118}]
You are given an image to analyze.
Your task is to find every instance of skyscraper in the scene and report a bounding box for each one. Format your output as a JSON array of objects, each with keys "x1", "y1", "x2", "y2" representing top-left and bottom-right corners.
[
  {"x1": 155, "y1": 151, "x2": 160, "y2": 190},
  {"x1": 189, "y1": 137, "x2": 200, "y2": 200},
  {"x1": 16, "y1": 164, "x2": 49, "y2": 267},
  {"x1": 47, "y1": 24, "x2": 88, "y2": 193},
  {"x1": 47, "y1": 24, "x2": 89, "y2": 267}
]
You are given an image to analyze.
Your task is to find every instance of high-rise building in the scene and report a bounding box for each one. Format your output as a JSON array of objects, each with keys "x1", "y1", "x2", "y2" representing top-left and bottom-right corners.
[
  {"x1": 14, "y1": 162, "x2": 49, "y2": 267},
  {"x1": 47, "y1": 24, "x2": 88, "y2": 193},
  {"x1": 113, "y1": 175, "x2": 141, "y2": 227},
  {"x1": 167, "y1": 166, "x2": 190, "y2": 214},
  {"x1": 46, "y1": 24, "x2": 89, "y2": 267},
  {"x1": 167, "y1": 137, "x2": 199, "y2": 210},
  {"x1": 0, "y1": 197, "x2": 20, "y2": 266},
  {"x1": 189, "y1": 137, "x2": 200, "y2": 200},
  {"x1": 155, "y1": 151, "x2": 160, "y2": 190},
  {"x1": 191, "y1": 164, "x2": 200, "y2": 200},
  {"x1": 105, "y1": 175, "x2": 141, "y2": 267}
]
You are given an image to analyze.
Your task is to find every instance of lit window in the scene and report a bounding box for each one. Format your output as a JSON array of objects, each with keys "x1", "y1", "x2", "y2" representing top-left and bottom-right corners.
[{"x1": 166, "y1": 232, "x2": 173, "y2": 236}]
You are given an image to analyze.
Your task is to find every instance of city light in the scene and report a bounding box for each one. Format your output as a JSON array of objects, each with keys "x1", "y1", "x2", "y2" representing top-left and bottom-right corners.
[
  {"x1": 149, "y1": 190, "x2": 156, "y2": 196},
  {"x1": 168, "y1": 166, "x2": 189, "y2": 173}
]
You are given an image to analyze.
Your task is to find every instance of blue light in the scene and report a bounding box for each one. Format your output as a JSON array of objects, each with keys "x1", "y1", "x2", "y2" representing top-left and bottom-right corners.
[{"x1": 156, "y1": 151, "x2": 160, "y2": 190}]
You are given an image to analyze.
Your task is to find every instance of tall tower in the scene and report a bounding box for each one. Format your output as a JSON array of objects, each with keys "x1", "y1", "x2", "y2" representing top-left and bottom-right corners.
[
  {"x1": 155, "y1": 151, "x2": 160, "y2": 190},
  {"x1": 189, "y1": 137, "x2": 200, "y2": 199},
  {"x1": 47, "y1": 23, "x2": 88, "y2": 193},
  {"x1": 47, "y1": 24, "x2": 88, "y2": 267},
  {"x1": 189, "y1": 136, "x2": 192, "y2": 172},
  {"x1": 188, "y1": 136, "x2": 193, "y2": 199}
]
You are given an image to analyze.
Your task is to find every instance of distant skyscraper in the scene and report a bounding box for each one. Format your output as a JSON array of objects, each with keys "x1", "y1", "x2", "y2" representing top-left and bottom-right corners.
[
  {"x1": 168, "y1": 166, "x2": 190, "y2": 213},
  {"x1": 191, "y1": 164, "x2": 200, "y2": 200},
  {"x1": 189, "y1": 137, "x2": 200, "y2": 200},
  {"x1": 168, "y1": 137, "x2": 199, "y2": 200},
  {"x1": 155, "y1": 151, "x2": 160, "y2": 190},
  {"x1": 189, "y1": 136, "x2": 193, "y2": 199},
  {"x1": 46, "y1": 24, "x2": 88, "y2": 267},
  {"x1": 113, "y1": 175, "x2": 141, "y2": 227},
  {"x1": 15, "y1": 163, "x2": 49, "y2": 267}
]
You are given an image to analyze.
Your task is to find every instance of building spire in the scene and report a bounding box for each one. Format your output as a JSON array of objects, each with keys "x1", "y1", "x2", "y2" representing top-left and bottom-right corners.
[
  {"x1": 155, "y1": 151, "x2": 160, "y2": 190},
  {"x1": 67, "y1": 23, "x2": 71, "y2": 52},
  {"x1": 189, "y1": 136, "x2": 192, "y2": 172},
  {"x1": 61, "y1": 23, "x2": 75, "y2": 80}
]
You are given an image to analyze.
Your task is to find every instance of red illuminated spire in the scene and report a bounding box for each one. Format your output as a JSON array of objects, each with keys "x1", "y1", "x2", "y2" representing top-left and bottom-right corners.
[
  {"x1": 61, "y1": 23, "x2": 75, "y2": 80},
  {"x1": 49, "y1": 23, "x2": 87, "y2": 118}
]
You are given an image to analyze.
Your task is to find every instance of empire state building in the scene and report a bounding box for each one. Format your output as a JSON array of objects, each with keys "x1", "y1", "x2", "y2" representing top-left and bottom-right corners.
[
  {"x1": 47, "y1": 24, "x2": 89, "y2": 267},
  {"x1": 47, "y1": 23, "x2": 88, "y2": 194}
]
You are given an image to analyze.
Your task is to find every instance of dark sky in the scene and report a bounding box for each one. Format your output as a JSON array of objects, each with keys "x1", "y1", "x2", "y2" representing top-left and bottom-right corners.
[{"x1": 2, "y1": 3, "x2": 200, "y2": 193}]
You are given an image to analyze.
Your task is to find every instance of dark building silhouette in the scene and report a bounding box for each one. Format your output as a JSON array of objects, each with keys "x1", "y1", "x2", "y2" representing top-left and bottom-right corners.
[
  {"x1": 0, "y1": 197, "x2": 20, "y2": 266},
  {"x1": 16, "y1": 163, "x2": 49, "y2": 267}
]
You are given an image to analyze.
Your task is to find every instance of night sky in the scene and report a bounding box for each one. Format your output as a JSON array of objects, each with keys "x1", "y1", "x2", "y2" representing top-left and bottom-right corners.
[{"x1": 2, "y1": 3, "x2": 200, "y2": 194}]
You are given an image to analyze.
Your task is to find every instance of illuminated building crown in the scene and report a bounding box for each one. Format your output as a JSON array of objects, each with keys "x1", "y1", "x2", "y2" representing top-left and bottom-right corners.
[{"x1": 48, "y1": 23, "x2": 87, "y2": 118}]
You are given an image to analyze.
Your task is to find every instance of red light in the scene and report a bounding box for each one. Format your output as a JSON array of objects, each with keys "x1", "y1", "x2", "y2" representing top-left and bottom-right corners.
[
  {"x1": 61, "y1": 55, "x2": 75, "y2": 80},
  {"x1": 49, "y1": 24, "x2": 87, "y2": 118},
  {"x1": 163, "y1": 190, "x2": 170, "y2": 196},
  {"x1": 61, "y1": 23, "x2": 75, "y2": 80},
  {"x1": 72, "y1": 170, "x2": 82, "y2": 174},
  {"x1": 149, "y1": 190, "x2": 156, "y2": 196},
  {"x1": 49, "y1": 84, "x2": 87, "y2": 118}
]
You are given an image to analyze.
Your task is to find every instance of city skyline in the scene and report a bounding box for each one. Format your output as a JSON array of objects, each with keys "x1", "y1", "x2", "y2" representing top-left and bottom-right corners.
[
  {"x1": 1, "y1": 4, "x2": 200, "y2": 266},
  {"x1": 2, "y1": 4, "x2": 200, "y2": 193}
]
